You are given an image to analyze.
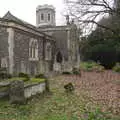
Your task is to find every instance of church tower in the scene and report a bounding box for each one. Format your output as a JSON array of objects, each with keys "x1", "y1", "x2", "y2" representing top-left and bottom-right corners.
[{"x1": 36, "y1": 4, "x2": 56, "y2": 27}]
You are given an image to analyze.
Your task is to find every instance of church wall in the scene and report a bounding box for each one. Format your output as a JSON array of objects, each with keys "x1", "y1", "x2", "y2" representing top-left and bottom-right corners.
[
  {"x1": 13, "y1": 28, "x2": 54, "y2": 75},
  {"x1": 40, "y1": 25, "x2": 80, "y2": 72},
  {"x1": 40, "y1": 29, "x2": 69, "y2": 61},
  {"x1": 13, "y1": 29, "x2": 43, "y2": 75},
  {"x1": 0, "y1": 26, "x2": 9, "y2": 70},
  {"x1": 69, "y1": 25, "x2": 80, "y2": 68},
  {"x1": 42, "y1": 39, "x2": 55, "y2": 73}
]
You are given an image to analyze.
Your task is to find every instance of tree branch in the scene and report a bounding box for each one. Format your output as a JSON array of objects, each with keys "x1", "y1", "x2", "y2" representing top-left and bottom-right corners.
[{"x1": 78, "y1": 19, "x2": 116, "y2": 33}]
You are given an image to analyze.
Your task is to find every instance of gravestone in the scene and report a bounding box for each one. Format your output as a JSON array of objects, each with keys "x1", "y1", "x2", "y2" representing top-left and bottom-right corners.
[
  {"x1": 9, "y1": 80, "x2": 25, "y2": 104},
  {"x1": 44, "y1": 73, "x2": 50, "y2": 92}
]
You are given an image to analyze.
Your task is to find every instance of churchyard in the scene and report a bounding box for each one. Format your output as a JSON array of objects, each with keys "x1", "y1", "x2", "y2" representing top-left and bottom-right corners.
[{"x1": 0, "y1": 62, "x2": 120, "y2": 120}]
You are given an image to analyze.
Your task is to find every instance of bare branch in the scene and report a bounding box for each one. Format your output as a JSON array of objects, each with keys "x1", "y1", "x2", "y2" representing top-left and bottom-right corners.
[
  {"x1": 64, "y1": 0, "x2": 120, "y2": 35},
  {"x1": 78, "y1": 19, "x2": 116, "y2": 33}
]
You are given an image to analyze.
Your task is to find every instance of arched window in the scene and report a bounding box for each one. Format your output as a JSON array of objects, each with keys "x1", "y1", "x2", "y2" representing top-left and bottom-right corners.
[
  {"x1": 41, "y1": 13, "x2": 44, "y2": 20},
  {"x1": 48, "y1": 13, "x2": 50, "y2": 21},
  {"x1": 45, "y1": 43, "x2": 52, "y2": 60},
  {"x1": 56, "y1": 52, "x2": 63, "y2": 63},
  {"x1": 29, "y1": 38, "x2": 38, "y2": 60}
]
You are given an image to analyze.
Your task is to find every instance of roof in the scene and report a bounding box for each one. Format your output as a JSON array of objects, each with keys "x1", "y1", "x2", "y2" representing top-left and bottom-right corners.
[
  {"x1": 3, "y1": 11, "x2": 37, "y2": 30},
  {"x1": 1, "y1": 11, "x2": 53, "y2": 39},
  {"x1": 38, "y1": 23, "x2": 77, "y2": 32}
]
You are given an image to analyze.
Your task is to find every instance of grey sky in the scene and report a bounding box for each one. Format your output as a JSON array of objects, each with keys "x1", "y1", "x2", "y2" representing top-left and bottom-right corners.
[{"x1": 0, "y1": 0, "x2": 65, "y2": 25}]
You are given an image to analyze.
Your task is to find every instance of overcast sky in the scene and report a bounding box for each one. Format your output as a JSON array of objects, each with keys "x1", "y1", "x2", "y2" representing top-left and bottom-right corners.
[{"x1": 0, "y1": 0, "x2": 66, "y2": 26}]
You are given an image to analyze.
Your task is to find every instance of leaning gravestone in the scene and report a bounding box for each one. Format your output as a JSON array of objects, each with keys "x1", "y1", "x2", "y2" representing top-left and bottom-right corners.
[{"x1": 9, "y1": 80, "x2": 25, "y2": 104}]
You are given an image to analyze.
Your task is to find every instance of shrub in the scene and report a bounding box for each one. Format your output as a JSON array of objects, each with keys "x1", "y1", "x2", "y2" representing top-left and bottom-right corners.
[
  {"x1": 112, "y1": 63, "x2": 120, "y2": 72},
  {"x1": 7, "y1": 73, "x2": 12, "y2": 79},
  {"x1": 0, "y1": 73, "x2": 6, "y2": 79},
  {"x1": 80, "y1": 62, "x2": 104, "y2": 72},
  {"x1": 0, "y1": 67, "x2": 12, "y2": 79},
  {"x1": 64, "y1": 83, "x2": 74, "y2": 92},
  {"x1": 18, "y1": 73, "x2": 30, "y2": 81},
  {"x1": 0, "y1": 73, "x2": 12, "y2": 79},
  {"x1": 72, "y1": 67, "x2": 81, "y2": 75},
  {"x1": 35, "y1": 73, "x2": 45, "y2": 78},
  {"x1": 62, "y1": 71, "x2": 72, "y2": 75}
]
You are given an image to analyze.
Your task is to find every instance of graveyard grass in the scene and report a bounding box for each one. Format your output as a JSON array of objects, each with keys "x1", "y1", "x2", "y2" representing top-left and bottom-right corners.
[{"x1": 0, "y1": 71, "x2": 120, "y2": 120}]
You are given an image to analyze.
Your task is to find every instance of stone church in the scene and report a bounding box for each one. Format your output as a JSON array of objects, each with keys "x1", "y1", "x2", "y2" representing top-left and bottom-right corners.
[{"x1": 0, "y1": 4, "x2": 80, "y2": 75}]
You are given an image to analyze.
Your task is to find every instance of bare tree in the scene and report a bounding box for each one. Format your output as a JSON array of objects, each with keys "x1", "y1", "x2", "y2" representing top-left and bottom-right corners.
[{"x1": 64, "y1": 0, "x2": 120, "y2": 35}]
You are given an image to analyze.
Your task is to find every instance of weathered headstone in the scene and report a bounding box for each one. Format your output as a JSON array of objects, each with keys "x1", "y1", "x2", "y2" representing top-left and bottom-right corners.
[
  {"x1": 9, "y1": 80, "x2": 25, "y2": 104},
  {"x1": 44, "y1": 74, "x2": 50, "y2": 92}
]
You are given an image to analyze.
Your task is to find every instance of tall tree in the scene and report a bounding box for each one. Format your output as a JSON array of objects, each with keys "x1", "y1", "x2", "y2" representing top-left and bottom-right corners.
[{"x1": 64, "y1": 0, "x2": 120, "y2": 35}]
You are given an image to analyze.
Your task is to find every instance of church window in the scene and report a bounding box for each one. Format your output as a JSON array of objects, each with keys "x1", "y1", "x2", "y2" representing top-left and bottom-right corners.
[
  {"x1": 56, "y1": 52, "x2": 63, "y2": 63},
  {"x1": 29, "y1": 38, "x2": 38, "y2": 60},
  {"x1": 48, "y1": 14, "x2": 50, "y2": 21},
  {"x1": 45, "y1": 43, "x2": 52, "y2": 60},
  {"x1": 41, "y1": 13, "x2": 44, "y2": 20}
]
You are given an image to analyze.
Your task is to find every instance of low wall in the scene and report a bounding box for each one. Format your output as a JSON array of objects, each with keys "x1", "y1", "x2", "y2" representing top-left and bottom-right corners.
[
  {"x1": 0, "y1": 80, "x2": 47, "y2": 103},
  {"x1": 24, "y1": 82, "x2": 46, "y2": 98}
]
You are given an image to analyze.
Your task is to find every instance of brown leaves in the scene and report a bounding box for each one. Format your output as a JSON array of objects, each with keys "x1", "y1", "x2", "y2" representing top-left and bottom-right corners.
[{"x1": 60, "y1": 70, "x2": 120, "y2": 114}]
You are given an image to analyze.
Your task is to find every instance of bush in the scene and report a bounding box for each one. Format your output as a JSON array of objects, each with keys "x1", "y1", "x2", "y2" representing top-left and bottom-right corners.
[
  {"x1": 0, "y1": 73, "x2": 12, "y2": 79},
  {"x1": 18, "y1": 73, "x2": 30, "y2": 81},
  {"x1": 64, "y1": 83, "x2": 74, "y2": 92},
  {"x1": 7, "y1": 73, "x2": 12, "y2": 79},
  {"x1": 80, "y1": 28, "x2": 120, "y2": 69},
  {"x1": 0, "y1": 73, "x2": 6, "y2": 79},
  {"x1": 35, "y1": 73, "x2": 45, "y2": 78},
  {"x1": 112, "y1": 63, "x2": 120, "y2": 72},
  {"x1": 80, "y1": 62, "x2": 104, "y2": 72},
  {"x1": 62, "y1": 71, "x2": 72, "y2": 75},
  {"x1": 0, "y1": 67, "x2": 12, "y2": 79},
  {"x1": 72, "y1": 67, "x2": 81, "y2": 75}
]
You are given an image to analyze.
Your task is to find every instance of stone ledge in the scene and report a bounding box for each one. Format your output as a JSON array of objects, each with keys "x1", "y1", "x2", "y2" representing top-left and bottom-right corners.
[{"x1": 0, "y1": 80, "x2": 46, "y2": 103}]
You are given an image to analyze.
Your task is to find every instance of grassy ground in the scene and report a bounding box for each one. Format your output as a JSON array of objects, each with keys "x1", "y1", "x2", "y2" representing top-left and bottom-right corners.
[{"x1": 0, "y1": 71, "x2": 120, "y2": 120}]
